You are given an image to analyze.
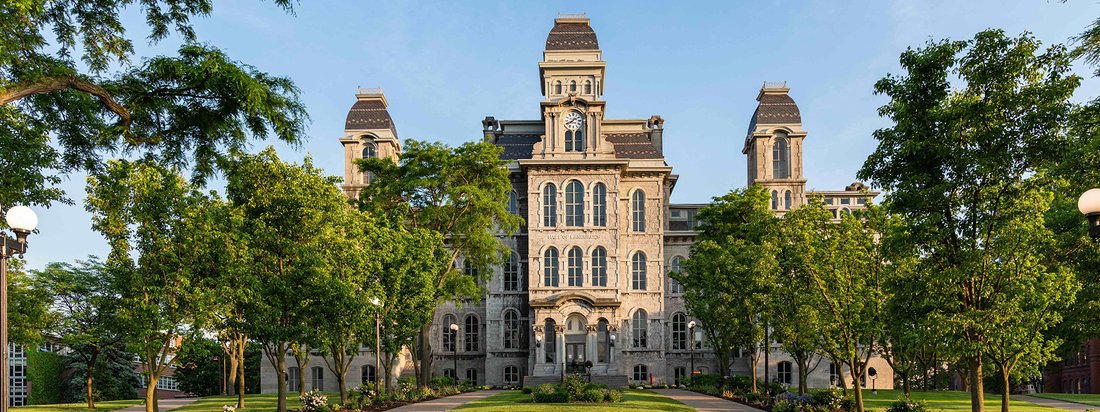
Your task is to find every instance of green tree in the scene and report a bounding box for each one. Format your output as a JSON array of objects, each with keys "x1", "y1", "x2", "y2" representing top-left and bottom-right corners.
[
  {"x1": 356, "y1": 140, "x2": 522, "y2": 387},
  {"x1": 773, "y1": 216, "x2": 827, "y2": 396},
  {"x1": 225, "y1": 148, "x2": 349, "y2": 412},
  {"x1": 32, "y1": 258, "x2": 122, "y2": 408},
  {"x1": 62, "y1": 343, "x2": 141, "y2": 402},
  {"x1": 781, "y1": 201, "x2": 889, "y2": 412},
  {"x1": 0, "y1": 0, "x2": 306, "y2": 208},
  {"x1": 173, "y1": 335, "x2": 224, "y2": 396},
  {"x1": 6, "y1": 258, "x2": 53, "y2": 347},
  {"x1": 860, "y1": 30, "x2": 1081, "y2": 412},
  {"x1": 677, "y1": 185, "x2": 778, "y2": 392},
  {"x1": 85, "y1": 160, "x2": 212, "y2": 412}
]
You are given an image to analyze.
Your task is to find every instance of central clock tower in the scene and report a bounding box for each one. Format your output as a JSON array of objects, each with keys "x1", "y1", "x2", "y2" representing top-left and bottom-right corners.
[{"x1": 536, "y1": 15, "x2": 612, "y2": 159}]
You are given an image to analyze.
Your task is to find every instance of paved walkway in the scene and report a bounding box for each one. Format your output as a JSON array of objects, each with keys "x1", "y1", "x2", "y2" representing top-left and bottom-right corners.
[
  {"x1": 117, "y1": 398, "x2": 200, "y2": 412},
  {"x1": 1017, "y1": 395, "x2": 1096, "y2": 412},
  {"x1": 388, "y1": 390, "x2": 505, "y2": 411},
  {"x1": 652, "y1": 389, "x2": 764, "y2": 412}
]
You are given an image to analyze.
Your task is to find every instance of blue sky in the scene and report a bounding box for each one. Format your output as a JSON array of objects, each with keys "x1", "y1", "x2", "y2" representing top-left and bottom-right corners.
[{"x1": 21, "y1": 0, "x2": 1100, "y2": 270}]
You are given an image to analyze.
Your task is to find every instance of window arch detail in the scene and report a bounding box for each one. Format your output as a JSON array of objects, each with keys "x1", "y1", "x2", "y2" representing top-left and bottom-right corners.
[
  {"x1": 632, "y1": 309, "x2": 648, "y2": 348},
  {"x1": 503, "y1": 310, "x2": 519, "y2": 349},
  {"x1": 565, "y1": 180, "x2": 584, "y2": 226},
  {"x1": 631, "y1": 252, "x2": 647, "y2": 290},
  {"x1": 632, "y1": 190, "x2": 646, "y2": 232},
  {"x1": 592, "y1": 183, "x2": 607, "y2": 226},
  {"x1": 503, "y1": 251, "x2": 520, "y2": 291},
  {"x1": 543, "y1": 183, "x2": 557, "y2": 227},
  {"x1": 591, "y1": 246, "x2": 607, "y2": 287},
  {"x1": 567, "y1": 246, "x2": 583, "y2": 287},
  {"x1": 441, "y1": 314, "x2": 456, "y2": 352},
  {"x1": 464, "y1": 315, "x2": 479, "y2": 352},
  {"x1": 544, "y1": 247, "x2": 560, "y2": 287},
  {"x1": 669, "y1": 256, "x2": 684, "y2": 294},
  {"x1": 773, "y1": 132, "x2": 791, "y2": 179}
]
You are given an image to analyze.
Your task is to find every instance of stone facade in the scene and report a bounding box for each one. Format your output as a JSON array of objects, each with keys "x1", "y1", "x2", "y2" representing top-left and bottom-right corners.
[{"x1": 259, "y1": 14, "x2": 892, "y2": 392}]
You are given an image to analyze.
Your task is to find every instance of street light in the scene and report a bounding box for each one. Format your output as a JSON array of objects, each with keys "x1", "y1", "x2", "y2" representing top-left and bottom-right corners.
[
  {"x1": 449, "y1": 323, "x2": 459, "y2": 383},
  {"x1": 2, "y1": 205, "x2": 38, "y2": 412},
  {"x1": 1078, "y1": 188, "x2": 1100, "y2": 239},
  {"x1": 688, "y1": 321, "x2": 697, "y2": 377},
  {"x1": 369, "y1": 297, "x2": 383, "y2": 393},
  {"x1": 609, "y1": 334, "x2": 616, "y2": 363}
]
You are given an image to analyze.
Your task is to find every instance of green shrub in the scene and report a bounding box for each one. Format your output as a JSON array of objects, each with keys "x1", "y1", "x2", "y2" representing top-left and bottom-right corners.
[
  {"x1": 887, "y1": 398, "x2": 928, "y2": 412},
  {"x1": 531, "y1": 384, "x2": 568, "y2": 403},
  {"x1": 27, "y1": 350, "x2": 62, "y2": 405},
  {"x1": 579, "y1": 388, "x2": 605, "y2": 403},
  {"x1": 605, "y1": 389, "x2": 625, "y2": 403},
  {"x1": 810, "y1": 388, "x2": 845, "y2": 410},
  {"x1": 726, "y1": 375, "x2": 752, "y2": 392},
  {"x1": 687, "y1": 373, "x2": 723, "y2": 389},
  {"x1": 398, "y1": 376, "x2": 417, "y2": 387},
  {"x1": 430, "y1": 376, "x2": 456, "y2": 388},
  {"x1": 521, "y1": 386, "x2": 534, "y2": 394},
  {"x1": 561, "y1": 375, "x2": 588, "y2": 400}
]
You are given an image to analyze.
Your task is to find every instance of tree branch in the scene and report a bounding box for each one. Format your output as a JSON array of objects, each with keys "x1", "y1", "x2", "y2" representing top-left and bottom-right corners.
[{"x1": 1, "y1": 76, "x2": 135, "y2": 141}]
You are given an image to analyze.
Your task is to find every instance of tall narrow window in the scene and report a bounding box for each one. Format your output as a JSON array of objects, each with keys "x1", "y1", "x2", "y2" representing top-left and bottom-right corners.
[
  {"x1": 543, "y1": 183, "x2": 557, "y2": 227},
  {"x1": 466, "y1": 369, "x2": 478, "y2": 385},
  {"x1": 464, "y1": 315, "x2": 479, "y2": 352},
  {"x1": 544, "y1": 319, "x2": 556, "y2": 363},
  {"x1": 778, "y1": 361, "x2": 793, "y2": 384},
  {"x1": 784, "y1": 190, "x2": 792, "y2": 210},
  {"x1": 772, "y1": 190, "x2": 779, "y2": 210},
  {"x1": 287, "y1": 367, "x2": 300, "y2": 392},
  {"x1": 591, "y1": 246, "x2": 607, "y2": 287},
  {"x1": 567, "y1": 246, "x2": 583, "y2": 287},
  {"x1": 669, "y1": 256, "x2": 684, "y2": 294},
  {"x1": 829, "y1": 363, "x2": 842, "y2": 387},
  {"x1": 585, "y1": 80, "x2": 592, "y2": 94},
  {"x1": 570, "y1": 80, "x2": 577, "y2": 92},
  {"x1": 672, "y1": 313, "x2": 687, "y2": 350},
  {"x1": 503, "y1": 310, "x2": 519, "y2": 349},
  {"x1": 632, "y1": 190, "x2": 646, "y2": 232},
  {"x1": 312, "y1": 366, "x2": 324, "y2": 391},
  {"x1": 565, "y1": 180, "x2": 584, "y2": 226},
  {"x1": 773, "y1": 132, "x2": 790, "y2": 179},
  {"x1": 503, "y1": 251, "x2": 519, "y2": 291},
  {"x1": 592, "y1": 183, "x2": 607, "y2": 227},
  {"x1": 543, "y1": 247, "x2": 559, "y2": 287},
  {"x1": 507, "y1": 190, "x2": 518, "y2": 215},
  {"x1": 442, "y1": 314, "x2": 456, "y2": 352},
  {"x1": 632, "y1": 310, "x2": 648, "y2": 348},
  {"x1": 631, "y1": 252, "x2": 647, "y2": 290},
  {"x1": 597, "y1": 319, "x2": 609, "y2": 363},
  {"x1": 555, "y1": 81, "x2": 562, "y2": 94}
]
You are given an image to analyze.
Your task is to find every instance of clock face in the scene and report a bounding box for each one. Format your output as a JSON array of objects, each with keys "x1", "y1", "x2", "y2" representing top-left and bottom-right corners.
[{"x1": 564, "y1": 112, "x2": 584, "y2": 131}]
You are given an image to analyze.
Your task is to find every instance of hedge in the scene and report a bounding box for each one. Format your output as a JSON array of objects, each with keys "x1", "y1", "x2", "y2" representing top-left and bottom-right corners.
[{"x1": 27, "y1": 350, "x2": 62, "y2": 405}]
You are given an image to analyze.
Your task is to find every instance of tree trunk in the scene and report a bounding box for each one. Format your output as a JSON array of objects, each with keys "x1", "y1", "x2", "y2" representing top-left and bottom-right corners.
[
  {"x1": 903, "y1": 372, "x2": 911, "y2": 397},
  {"x1": 849, "y1": 362, "x2": 865, "y2": 412},
  {"x1": 145, "y1": 374, "x2": 159, "y2": 412},
  {"x1": 1001, "y1": 366, "x2": 1011, "y2": 412},
  {"x1": 297, "y1": 363, "x2": 307, "y2": 397},
  {"x1": 418, "y1": 324, "x2": 434, "y2": 387},
  {"x1": 969, "y1": 358, "x2": 985, "y2": 412},
  {"x1": 276, "y1": 352, "x2": 288, "y2": 412},
  {"x1": 86, "y1": 349, "x2": 99, "y2": 409},
  {"x1": 763, "y1": 325, "x2": 770, "y2": 391},
  {"x1": 237, "y1": 338, "x2": 246, "y2": 408},
  {"x1": 749, "y1": 350, "x2": 759, "y2": 393},
  {"x1": 798, "y1": 360, "x2": 809, "y2": 395},
  {"x1": 228, "y1": 344, "x2": 239, "y2": 396}
]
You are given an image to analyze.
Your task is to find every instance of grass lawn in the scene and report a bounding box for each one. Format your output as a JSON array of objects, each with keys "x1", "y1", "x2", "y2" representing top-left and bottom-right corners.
[
  {"x1": 858, "y1": 389, "x2": 1068, "y2": 412},
  {"x1": 1031, "y1": 393, "x2": 1100, "y2": 407},
  {"x1": 454, "y1": 389, "x2": 693, "y2": 411},
  {"x1": 173, "y1": 393, "x2": 318, "y2": 412},
  {"x1": 12, "y1": 399, "x2": 143, "y2": 412}
]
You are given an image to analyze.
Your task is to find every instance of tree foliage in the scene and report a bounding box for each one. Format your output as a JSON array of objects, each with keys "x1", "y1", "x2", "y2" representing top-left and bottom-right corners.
[{"x1": 173, "y1": 335, "x2": 224, "y2": 396}]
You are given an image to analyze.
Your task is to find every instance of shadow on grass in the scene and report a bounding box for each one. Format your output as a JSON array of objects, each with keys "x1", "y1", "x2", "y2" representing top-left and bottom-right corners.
[{"x1": 455, "y1": 390, "x2": 692, "y2": 411}]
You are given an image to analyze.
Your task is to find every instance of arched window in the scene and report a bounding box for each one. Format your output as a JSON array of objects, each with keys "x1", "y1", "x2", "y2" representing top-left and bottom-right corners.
[
  {"x1": 361, "y1": 365, "x2": 376, "y2": 385},
  {"x1": 503, "y1": 251, "x2": 519, "y2": 292},
  {"x1": 504, "y1": 366, "x2": 519, "y2": 384},
  {"x1": 311, "y1": 366, "x2": 325, "y2": 390},
  {"x1": 631, "y1": 252, "x2": 647, "y2": 290},
  {"x1": 570, "y1": 80, "x2": 577, "y2": 92},
  {"x1": 507, "y1": 190, "x2": 518, "y2": 215},
  {"x1": 778, "y1": 361, "x2": 793, "y2": 384},
  {"x1": 592, "y1": 183, "x2": 607, "y2": 227},
  {"x1": 565, "y1": 180, "x2": 584, "y2": 226},
  {"x1": 362, "y1": 144, "x2": 377, "y2": 159},
  {"x1": 632, "y1": 190, "x2": 646, "y2": 232},
  {"x1": 441, "y1": 314, "x2": 456, "y2": 352},
  {"x1": 597, "y1": 319, "x2": 609, "y2": 363},
  {"x1": 567, "y1": 246, "x2": 583, "y2": 287},
  {"x1": 543, "y1": 183, "x2": 557, "y2": 227},
  {"x1": 503, "y1": 310, "x2": 519, "y2": 349},
  {"x1": 544, "y1": 318, "x2": 556, "y2": 363},
  {"x1": 464, "y1": 315, "x2": 479, "y2": 352},
  {"x1": 632, "y1": 364, "x2": 649, "y2": 382},
  {"x1": 585, "y1": 80, "x2": 592, "y2": 94},
  {"x1": 669, "y1": 256, "x2": 684, "y2": 294},
  {"x1": 784, "y1": 190, "x2": 792, "y2": 210},
  {"x1": 565, "y1": 112, "x2": 585, "y2": 152},
  {"x1": 771, "y1": 190, "x2": 779, "y2": 210},
  {"x1": 544, "y1": 247, "x2": 559, "y2": 287},
  {"x1": 287, "y1": 367, "x2": 300, "y2": 392},
  {"x1": 554, "y1": 81, "x2": 562, "y2": 95},
  {"x1": 591, "y1": 246, "x2": 607, "y2": 287},
  {"x1": 773, "y1": 132, "x2": 790, "y2": 179},
  {"x1": 632, "y1": 310, "x2": 648, "y2": 348},
  {"x1": 671, "y1": 313, "x2": 687, "y2": 350}
]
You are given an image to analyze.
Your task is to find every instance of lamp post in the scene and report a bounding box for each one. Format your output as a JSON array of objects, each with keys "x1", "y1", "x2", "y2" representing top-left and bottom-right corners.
[
  {"x1": 369, "y1": 297, "x2": 383, "y2": 393},
  {"x1": 1, "y1": 205, "x2": 39, "y2": 412},
  {"x1": 449, "y1": 323, "x2": 459, "y2": 383},
  {"x1": 609, "y1": 334, "x2": 616, "y2": 364},
  {"x1": 1078, "y1": 188, "x2": 1100, "y2": 239},
  {"x1": 688, "y1": 321, "x2": 696, "y2": 377}
]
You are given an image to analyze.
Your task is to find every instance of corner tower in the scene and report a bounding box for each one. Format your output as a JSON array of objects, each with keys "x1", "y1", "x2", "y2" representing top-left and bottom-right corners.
[
  {"x1": 340, "y1": 87, "x2": 401, "y2": 199},
  {"x1": 743, "y1": 82, "x2": 807, "y2": 214}
]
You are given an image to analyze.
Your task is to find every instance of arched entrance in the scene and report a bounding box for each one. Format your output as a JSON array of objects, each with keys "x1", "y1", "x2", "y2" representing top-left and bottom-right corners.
[{"x1": 565, "y1": 314, "x2": 587, "y2": 373}]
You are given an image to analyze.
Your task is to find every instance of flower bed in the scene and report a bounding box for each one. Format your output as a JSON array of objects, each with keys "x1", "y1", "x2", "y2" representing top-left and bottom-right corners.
[
  {"x1": 291, "y1": 377, "x2": 481, "y2": 412},
  {"x1": 522, "y1": 376, "x2": 626, "y2": 404}
]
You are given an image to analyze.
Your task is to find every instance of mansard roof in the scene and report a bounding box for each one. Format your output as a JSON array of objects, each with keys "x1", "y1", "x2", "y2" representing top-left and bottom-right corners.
[
  {"x1": 746, "y1": 92, "x2": 802, "y2": 134},
  {"x1": 545, "y1": 21, "x2": 599, "y2": 51},
  {"x1": 495, "y1": 134, "x2": 540, "y2": 160},
  {"x1": 345, "y1": 99, "x2": 397, "y2": 135},
  {"x1": 606, "y1": 133, "x2": 662, "y2": 159}
]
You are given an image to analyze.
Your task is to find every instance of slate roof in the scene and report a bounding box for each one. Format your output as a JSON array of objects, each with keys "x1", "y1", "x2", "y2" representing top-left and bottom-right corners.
[
  {"x1": 746, "y1": 92, "x2": 801, "y2": 135},
  {"x1": 495, "y1": 134, "x2": 540, "y2": 160},
  {"x1": 546, "y1": 22, "x2": 599, "y2": 51},
  {"x1": 606, "y1": 133, "x2": 662, "y2": 159},
  {"x1": 345, "y1": 99, "x2": 396, "y2": 134}
]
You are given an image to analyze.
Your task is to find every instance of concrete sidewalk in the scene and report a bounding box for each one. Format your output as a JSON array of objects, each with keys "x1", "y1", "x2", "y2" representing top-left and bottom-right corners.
[
  {"x1": 387, "y1": 390, "x2": 505, "y2": 412},
  {"x1": 117, "y1": 398, "x2": 200, "y2": 412},
  {"x1": 1017, "y1": 395, "x2": 1097, "y2": 412},
  {"x1": 652, "y1": 389, "x2": 764, "y2": 412}
]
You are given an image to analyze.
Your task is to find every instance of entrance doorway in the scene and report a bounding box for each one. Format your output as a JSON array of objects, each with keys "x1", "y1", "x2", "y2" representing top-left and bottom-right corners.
[{"x1": 565, "y1": 314, "x2": 588, "y2": 374}]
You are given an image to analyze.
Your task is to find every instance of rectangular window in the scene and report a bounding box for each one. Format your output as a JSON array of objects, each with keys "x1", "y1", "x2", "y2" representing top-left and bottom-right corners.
[
  {"x1": 840, "y1": 198, "x2": 851, "y2": 205},
  {"x1": 857, "y1": 197, "x2": 867, "y2": 205},
  {"x1": 312, "y1": 366, "x2": 324, "y2": 391},
  {"x1": 824, "y1": 197, "x2": 834, "y2": 205},
  {"x1": 287, "y1": 367, "x2": 300, "y2": 392}
]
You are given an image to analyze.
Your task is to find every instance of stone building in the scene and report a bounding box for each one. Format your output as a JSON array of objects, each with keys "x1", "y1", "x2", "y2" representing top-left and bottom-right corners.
[{"x1": 260, "y1": 14, "x2": 890, "y2": 392}]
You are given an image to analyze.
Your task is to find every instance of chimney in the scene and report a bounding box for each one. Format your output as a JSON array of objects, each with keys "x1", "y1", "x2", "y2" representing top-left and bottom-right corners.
[{"x1": 647, "y1": 115, "x2": 665, "y2": 153}]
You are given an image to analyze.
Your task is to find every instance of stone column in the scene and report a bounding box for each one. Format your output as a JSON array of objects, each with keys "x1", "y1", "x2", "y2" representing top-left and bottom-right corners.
[
  {"x1": 586, "y1": 325, "x2": 597, "y2": 365},
  {"x1": 534, "y1": 326, "x2": 545, "y2": 365},
  {"x1": 555, "y1": 326, "x2": 566, "y2": 367}
]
